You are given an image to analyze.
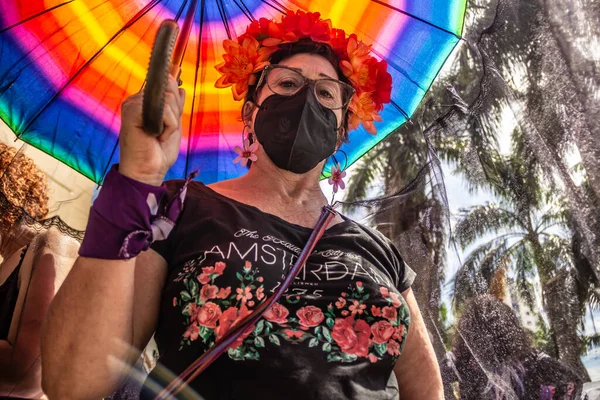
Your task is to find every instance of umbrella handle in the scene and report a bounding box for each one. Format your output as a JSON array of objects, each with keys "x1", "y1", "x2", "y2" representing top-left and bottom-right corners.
[{"x1": 142, "y1": 20, "x2": 180, "y2": 136}]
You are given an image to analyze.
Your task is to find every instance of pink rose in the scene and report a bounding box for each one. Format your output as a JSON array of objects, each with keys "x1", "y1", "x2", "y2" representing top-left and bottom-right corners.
[
  {"x1": 356, "y1": 281, "x2": 363, "y2": 288},
  {"x1": 198, "y1": 273, "x2": 211, "y2": 285},
  {"x1": 257, "y1": 277, "x2": 264, "y2": 282},
  {"x1": 248, "y1": 301, "x2": 255, "y2": 307},
  {"x1": 296, "y1": 306, "x2": 325, "y2": 328},
  {"x1": 196, "y1": 302, "x2": 222, "y2": 328},
  {"x1": 393, "y1": 325, "x2": 405, "y2": 341},
  {"x1": 371, "y1": 320, "x2": 395, "y2": 344},
  {"x1": 331, "y1": 316, "x2": 371, "y2": 357},
  {"x1": 263, "y1": 302, "x2": 289, "y2": 324},
  {"x1": 216, "y1": 287, "x2": 231, "y2": 299},
  {"x1": 390, "y1": 292, "x2": 402, "y2": 308},
  {"x1": 243, "y1": 260, "x2": 252, "y2": 272},
  {"x1": 173, "y1": 297, "x2": 177, "y2": 307},
  {"x1": 256, "y1": 287, "x2": 265, "y2": 301},
  {"x1": 335, "y1": 297, "x2": 346, "y2": 309},
  {"x1": 183, "y1": 323, "x2": 200, "y2": 341},
  {"x1": 341, "y1": 310, "x2": 349, "y2": 316},
  {"x1": 200, "y1": 284, "x2": 219, "y2": 301},
  {"x1": 368, "y1": 354, "x2": 378, "y2": 363},
  {"x1": 341, "y1": 292, "x2": 348, "y2": 297},
  {"x1": 382, "y1": 306, "x2": 397, "y2": 321},
  {"x1": 371, "y1": 305, "x2": 382, "y2": 317},
  {"x1": 215, "y1": 262, "x2": 226, "y2": 275},
  {"x1": 387, "y1": 339, "x2": 400, "y2": 356},
  {"x1": 379, "y1": 287, "x2": 390, "y2": 298},
  {"x1": 349, "y1": 300, "x2": 366, "y2": 316}
]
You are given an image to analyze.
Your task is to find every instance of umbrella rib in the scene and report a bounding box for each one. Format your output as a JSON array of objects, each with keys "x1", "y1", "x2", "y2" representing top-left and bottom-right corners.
[
  {"x1": 15, "y1": 0, "x2": 165, "y2": 138},
  {"x1": 369, "y1": 0, "x2": 462, "y2": 39},
  {"x1": 0, "y1": 0, "x2": 75, "y2": 34},
  {"x1": 215, "y1": 0, "x2": 232, "y2": 39},
  {"x1": 231, "y1": 0, "x2": 255, "y2": 21},
  {"x1": 258, "y1": 0, "x2": 288, "y2": 15},
  {"x1": 185, "y1": 0, "x2": 206, "y2": 177},
  {"x1": 390, "y1": 100, "x2": 410, "y2": 120}
]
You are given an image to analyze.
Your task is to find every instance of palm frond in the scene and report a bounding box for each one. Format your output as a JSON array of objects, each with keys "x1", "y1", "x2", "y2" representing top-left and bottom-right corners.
[{"x1": 453, "y1": 203, "x2": 522, "y2": 248}]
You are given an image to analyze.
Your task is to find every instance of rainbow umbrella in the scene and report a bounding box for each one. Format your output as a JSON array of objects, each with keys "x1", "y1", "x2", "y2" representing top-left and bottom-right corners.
[{"x1": 0, "y1": 0, "x2": 466, "y2": 184}]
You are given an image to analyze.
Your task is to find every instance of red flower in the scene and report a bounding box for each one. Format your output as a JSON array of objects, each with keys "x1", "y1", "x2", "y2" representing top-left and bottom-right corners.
[
  {"x1": 341, "y1": 310, "x2": 350, "y2": 316},
  {"x1": 256, "y1": 287, "x2": 265, "y2": 301},
  {"x1": 382, "y1": 306, "x2": 397, "y2": 322},
  {"x1": 371, "y1": 305, "x2": 382, "y2": 317},
  {"x1": 198, "y1": 273, "x2": 211, "y2": 285},
  {"x1": 356, "y1": 281, "x2": 363, "y2": 288},
  {"x1": 331, "y1": 316, "x2": 371, "y2": 357},
  {"x1": 368, "y1": 353, "x2": 378, "y2": 363},
  {"x1": 188, "y1": 303, "x2": 200, "y2": 321},
  {"x1": 296, "y1": 306, "x2": 325, "y2": 328},
  {"x1": 245, "y1": 17, "x2": 285, "y2": 46},
  {"x1": 214, "y1": 262, "x2": 226, "y2": 275},
  {"x1": 348, "y1": 300, "x2": 366, "y2": 316},
  {"x1": 172, "y1": 297, "x2": 177, "y2": 307},
  {"x1": 200, "y1": 284, "x2": 219, "y2": 301},
  {"x1": 263, "y1": 302, "x2": 289, "y2": 324},
  {"x1": 257, "y1": 276, "x2": 264, "y2": 283},
  {"x1": 214, "y1": 305, "x2": 252, "y2": 349},
  {"x1": 371, "y1": 320, "x2": 395, "y2": 344},
  {"x1": 197, "y1": 302, "x2": 222, "y2": 328},
  {"x1": 215, "y1": 36, "x2": 275, "y2": 100},
  {"x1": 183, "y1": 323, "x2": 200, "y2": 341},
  {"x1": 387, "y1": 339, "x2": 401, "y2": 356},
  {"x1": 243, "y1": 260, "x2": 252, "y2": 272},
  {"x1": 335, "y1": 297, "x2": 346, "y2": 309},
  {"x1": 280, "y1": 10, "x2": 331, "y2": 42},
  {"x1": 236, "y1": 286, "x2": 253, "y2": 304},
  {"x1": 216, "y1": 287, "x2": 231, "y2": 299},
  {"x1": 283, "y1": 329, "x2": 304, "y2": 339},
  {"x1": 329, "y1": 28, "x2": 348, "y2": 55},
  {"x1": 393, "y1": 325, "x2": 405, "y2": 341},
  {"x1": 373, "y1": 60, "x2": 392, "y2": 105},
  {"x1": 248, "y1": 300, "x2": 255, "y2": 307}
]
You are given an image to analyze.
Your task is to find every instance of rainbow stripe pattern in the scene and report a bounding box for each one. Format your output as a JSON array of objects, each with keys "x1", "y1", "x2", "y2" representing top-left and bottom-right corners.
[{"x1": 0, "y1": 0, "x2": 466, "y2": 184}]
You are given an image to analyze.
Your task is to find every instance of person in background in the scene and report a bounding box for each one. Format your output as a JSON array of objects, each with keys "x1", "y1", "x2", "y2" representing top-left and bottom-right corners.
[
  {"x1": 0, "y1": 142, "x2": 79, "y2": 398},
  {"x1": 451, "y1": 295, "x2": 583, "y2": 399}
]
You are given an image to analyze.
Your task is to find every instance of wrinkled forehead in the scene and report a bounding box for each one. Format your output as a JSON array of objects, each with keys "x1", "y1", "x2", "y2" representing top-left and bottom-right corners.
[{"x1": 276, "y1": 53, "x2": 339, "y2": 80}]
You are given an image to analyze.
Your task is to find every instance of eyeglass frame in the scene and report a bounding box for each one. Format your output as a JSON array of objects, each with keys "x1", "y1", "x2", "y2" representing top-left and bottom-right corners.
[{"x1": 254, "y1": 64, "x2": 356, "y2": 111}]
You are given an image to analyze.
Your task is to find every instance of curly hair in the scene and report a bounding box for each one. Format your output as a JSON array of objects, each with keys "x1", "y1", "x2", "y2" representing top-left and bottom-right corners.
[{"x1": 0, "y1": 143, "x2": 49, "y2": 235}]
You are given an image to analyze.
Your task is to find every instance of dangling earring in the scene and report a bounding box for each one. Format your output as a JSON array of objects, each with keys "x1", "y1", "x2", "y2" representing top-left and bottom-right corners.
[
  {"x1": 327, "y1": 151, "x2": 348, "y2": 199},
  {"x1": 233, "y1": 125, "x2": 259, "y2": 167}
]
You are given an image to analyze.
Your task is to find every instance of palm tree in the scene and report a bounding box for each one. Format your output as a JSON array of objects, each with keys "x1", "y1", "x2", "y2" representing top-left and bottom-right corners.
[{"x1": 452, "y1": 173, "x2": 590, "y2": 379}]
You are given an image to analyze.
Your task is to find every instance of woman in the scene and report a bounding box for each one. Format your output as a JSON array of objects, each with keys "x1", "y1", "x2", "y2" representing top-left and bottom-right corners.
[
  {"x1": 42, "y1": 12, "x2": 442, "y2": 399},
  {"x1": 0, "y1": 143, "x2": 80, "y2": 398},
  {"x1": 451, "y1": 295, "x2": 583, "y2": 399}
]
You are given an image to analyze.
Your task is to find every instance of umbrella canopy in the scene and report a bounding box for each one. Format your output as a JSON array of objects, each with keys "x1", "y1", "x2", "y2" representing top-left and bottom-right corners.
[{"x1": 0, "y1": 0, "x2": 465, "y2": 184}]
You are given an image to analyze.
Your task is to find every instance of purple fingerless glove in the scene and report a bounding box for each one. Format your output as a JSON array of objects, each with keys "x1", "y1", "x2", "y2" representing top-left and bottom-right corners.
[{"x1": 79, "y1": 165, "x2": 194, "y2": 260}]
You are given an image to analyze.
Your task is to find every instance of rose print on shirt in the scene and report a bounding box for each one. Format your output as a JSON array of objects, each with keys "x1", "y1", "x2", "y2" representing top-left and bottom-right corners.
[{"x1": 173, "y1": 261, "x2": 410, "y2": 364}]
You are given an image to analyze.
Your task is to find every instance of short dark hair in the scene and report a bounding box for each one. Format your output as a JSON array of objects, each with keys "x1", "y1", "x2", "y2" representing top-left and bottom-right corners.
[{"x1": 242, "y1": 38, "x2": 351, "y2": 142}]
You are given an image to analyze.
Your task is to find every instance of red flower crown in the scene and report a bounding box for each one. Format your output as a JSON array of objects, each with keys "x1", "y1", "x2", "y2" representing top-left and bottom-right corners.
[{"x1": 214, "y1": 10, "x2": 393, "y2": 135}]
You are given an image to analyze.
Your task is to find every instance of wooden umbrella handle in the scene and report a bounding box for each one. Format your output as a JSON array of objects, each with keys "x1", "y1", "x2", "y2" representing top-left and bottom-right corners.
[{"x1": 142, "y1": 20, "x2": 180, "y2": 136}]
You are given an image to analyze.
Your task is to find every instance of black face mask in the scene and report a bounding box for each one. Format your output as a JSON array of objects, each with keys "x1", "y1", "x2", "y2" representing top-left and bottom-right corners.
[{"x1": 253, "y1": 86, "x2": 338, "y2": 174}]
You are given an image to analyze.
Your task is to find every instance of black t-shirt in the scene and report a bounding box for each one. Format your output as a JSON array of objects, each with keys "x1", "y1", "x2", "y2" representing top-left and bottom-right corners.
[{"x1": 142, "y1": 181, "x2": 416, "y2": 400}]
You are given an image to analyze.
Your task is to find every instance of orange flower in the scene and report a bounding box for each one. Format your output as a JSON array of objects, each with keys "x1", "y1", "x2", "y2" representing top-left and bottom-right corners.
[
  {"x1": 215, "y1": 36, "x2": 275, "y2": 100},
  {"x1": 348, "y1": 92, "x2": 383, "y2": 135}
]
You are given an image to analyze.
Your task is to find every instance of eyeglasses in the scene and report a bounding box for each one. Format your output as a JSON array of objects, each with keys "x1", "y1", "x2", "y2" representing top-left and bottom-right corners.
[{"x1": 257, "y1": 65, "x2": 355, "y2": 110}]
